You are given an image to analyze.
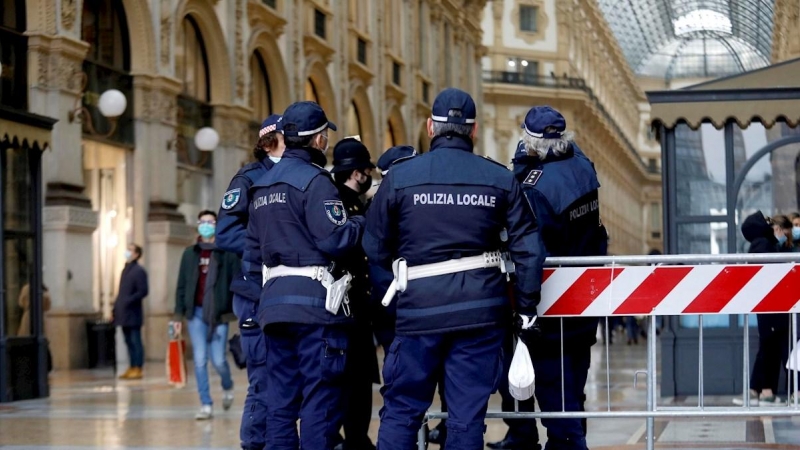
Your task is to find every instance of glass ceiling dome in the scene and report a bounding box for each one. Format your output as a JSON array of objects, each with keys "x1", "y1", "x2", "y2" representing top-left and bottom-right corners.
[{"x1": 597, "y1": 0, "x2": 775, "y2": 81}]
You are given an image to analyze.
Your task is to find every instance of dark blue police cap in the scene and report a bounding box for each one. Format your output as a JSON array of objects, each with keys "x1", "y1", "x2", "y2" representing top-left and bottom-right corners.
[
  {"x1": 431, "y1": 88, "x2": 476, "y2": 125},
  {"x1": 281, "y1": 101, "x2": 337, "y2": 137},
  {"x1": 377, "y1": 145, "x2": 417, "y2": 174},
  {"x1": 331, "y1": 138, "x2": 375, "y2": 173},
  {"x1": 259, "y1": 114, "x2": 283, "y2": 137},
  {"x1": 521, "y1": 106, "x2": 566, "y2": 139}
]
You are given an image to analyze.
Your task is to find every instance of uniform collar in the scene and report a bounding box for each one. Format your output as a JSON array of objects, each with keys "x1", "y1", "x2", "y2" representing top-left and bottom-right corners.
[
  {"x1": 430, "y1": 134, "x2": 474, "y2": 153},
  {"x1": 282, "y1": 148, "x2": 314, "y2": 162}
]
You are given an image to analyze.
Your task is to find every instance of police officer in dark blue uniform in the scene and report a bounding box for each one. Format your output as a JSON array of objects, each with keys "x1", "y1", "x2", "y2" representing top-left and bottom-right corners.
[
  {"x1": 363, "y1": 88, "x2": 546, "y2": 450},
  {"x1": 217, "y1": 114, "x2": 284, "y2": 450},
  {"x1": 513, "y1": 106, "x2": 608, "y2": 450},
  {"x1": 245, "y1": 101, "x2": 366, "y2": 450},
  {"x1": 329, "y1": 138, "x2": 379, "y2": 450}
]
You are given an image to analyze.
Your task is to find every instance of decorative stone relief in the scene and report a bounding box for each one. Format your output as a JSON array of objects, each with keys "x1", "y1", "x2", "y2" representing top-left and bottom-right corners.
[
  {"x1": 61, "y1": 0, "x2": 77, "y2": 31},
  {"x1": 43, "y1": 206, "x2": 100, "y2": 233},
  {"x1": 160, "y1": 16, "x2": 171, "y2": 68},
  {"x1": 235, "y1": 0, "x2": 246, "y2": 100}
]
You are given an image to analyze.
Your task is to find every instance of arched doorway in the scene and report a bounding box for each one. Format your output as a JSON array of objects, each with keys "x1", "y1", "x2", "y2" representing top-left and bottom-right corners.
[
  {"x1": 80, "y1": 0, "x2": 134, "y2": 319},
  {"x1": 417, "y1": 120, "x2": 430, "y2": 153},
  {"x1": 250, "y1": 51, "x2": 273, "y2": 132},
  {"x1": 175, "y1": 14, "x2": 215, "y2": 220},
  {"x1": 346, "y1": 101, "x2": 363, "y2": 139}
]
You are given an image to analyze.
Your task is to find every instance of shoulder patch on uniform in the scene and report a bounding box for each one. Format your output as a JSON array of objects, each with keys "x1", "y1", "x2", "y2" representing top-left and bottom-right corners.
[
  {"x1": 221, "y1": 188, "x2": 242, "y2": 210},
  {"x1": 324, "y1": 200, "x2": 348, "y2": 226},
  {"x1": 523, "y1": 169, "x2": 543, "y2": 186},
  {"x1": 481, "y1": 155, "x2": 508, "y2": 168}
]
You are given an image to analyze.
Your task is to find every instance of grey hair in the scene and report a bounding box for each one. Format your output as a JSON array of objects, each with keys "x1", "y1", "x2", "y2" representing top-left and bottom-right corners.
[
  {"x1": 522, "y1": 129, "x2": 575, "y2": 160},
  {"x1": 431, "y1": 121, "x2": 474, "y2": 138}
]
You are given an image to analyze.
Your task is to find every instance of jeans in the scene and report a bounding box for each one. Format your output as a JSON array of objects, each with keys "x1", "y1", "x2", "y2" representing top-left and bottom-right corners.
[
  {"x1": 122, "y1": 326, "x2": 144, "y2": 367},
  {"x1": 187, "y1": 307, "x2": 234, "y2": 406}
]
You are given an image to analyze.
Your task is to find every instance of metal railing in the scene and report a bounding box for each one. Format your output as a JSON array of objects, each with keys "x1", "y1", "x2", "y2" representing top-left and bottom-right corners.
[{"x1": 419, "y1": 253, "x2": 800, "y2": 450}]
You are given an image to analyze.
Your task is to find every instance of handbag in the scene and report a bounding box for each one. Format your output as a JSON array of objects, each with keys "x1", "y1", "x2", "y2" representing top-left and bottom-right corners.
[
  {"x1": 229, "y1": 334, "x2": 247, "y2": 369},
  {"x1": 166, "y1": 322, "x2": 187, "y2": 388}
]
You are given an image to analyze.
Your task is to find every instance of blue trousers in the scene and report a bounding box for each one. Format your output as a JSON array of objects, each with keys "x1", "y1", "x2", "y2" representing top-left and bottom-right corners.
[
  {"x1": 235, "y1": 294, "x2": 269, "y2": 450},
  {"x1": 378, "y1": 326, "x2": 505, "y2": 450},
  {"x1": 122, "y1": 326, "x2": 144, "y2": 368},
  {"x1": 187, "y1": 308, "x2": 234, "y2": 406},
  {"x1": 530, "y1": 345, "x2": 591, "y2": 450},
  {"x1": 264, "y1": 323, "x2": 349, "y2": 450}
]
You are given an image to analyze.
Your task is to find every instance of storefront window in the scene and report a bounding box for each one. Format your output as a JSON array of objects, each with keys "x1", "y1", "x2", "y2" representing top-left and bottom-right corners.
[{"x1": 2, "y1": 144, "x2": 35, "y2": 337}]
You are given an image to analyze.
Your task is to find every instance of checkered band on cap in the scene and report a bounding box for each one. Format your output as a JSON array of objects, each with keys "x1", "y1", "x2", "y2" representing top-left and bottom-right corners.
[{"x1": 259, "y1": 124, "x2": 278, "y2": 137}]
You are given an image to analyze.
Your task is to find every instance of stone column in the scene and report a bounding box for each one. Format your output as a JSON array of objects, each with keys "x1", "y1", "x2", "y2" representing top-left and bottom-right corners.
[
  {"x1": 27, "y1": 33, "x2": 101, "y2": 369},
  {"x1": 131, "y1": 75, "x2": 197, "y2": 360}
]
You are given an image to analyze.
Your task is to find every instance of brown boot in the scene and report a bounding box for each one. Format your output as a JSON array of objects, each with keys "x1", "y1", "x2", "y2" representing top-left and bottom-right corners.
[
  {"x1": 118, "y1": 368, "x2": 134, "y2": 379},
  {"x1": 127, "y1": 367, "x2": 143, "y2": 379}
]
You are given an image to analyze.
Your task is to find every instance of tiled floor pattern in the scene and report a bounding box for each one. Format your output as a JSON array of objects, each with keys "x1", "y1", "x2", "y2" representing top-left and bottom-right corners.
[{"x1": 2, "y1": 334, "x2": 800, "y2": 449}]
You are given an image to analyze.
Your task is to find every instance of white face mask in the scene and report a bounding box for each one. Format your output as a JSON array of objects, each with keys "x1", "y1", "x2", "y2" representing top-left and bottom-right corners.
[{"x1": 269, "y1": 156, "x2": 282, "y2": 163}]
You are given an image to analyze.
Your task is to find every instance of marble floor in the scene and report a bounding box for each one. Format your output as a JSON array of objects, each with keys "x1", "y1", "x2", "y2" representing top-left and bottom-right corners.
[{"x1": 2, "y1": 333, "x2": 800, "y2": 449}]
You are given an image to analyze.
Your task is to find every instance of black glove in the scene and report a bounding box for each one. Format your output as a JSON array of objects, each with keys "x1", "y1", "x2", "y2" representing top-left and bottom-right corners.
[{"x1": 514, "y1": 312, "x2": 542, "y2": 346}]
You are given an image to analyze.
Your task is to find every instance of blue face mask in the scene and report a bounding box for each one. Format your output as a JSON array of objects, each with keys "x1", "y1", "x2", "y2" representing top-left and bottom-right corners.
[
  {"x1": 793, "y1": 227, "x2": 800, "y2": 241},
  {"x1": 777, "y1": 234, "x2": 788, "y2": 245},
  {"x1": 198, "y1": 223, "x2": 216, "y2": 239},
  {"x1": 269, "y1": 156, "x2": 282, "y2": 163},
  {"x1": 124, "y1": 250, "x2": 132, "y2": 261}
]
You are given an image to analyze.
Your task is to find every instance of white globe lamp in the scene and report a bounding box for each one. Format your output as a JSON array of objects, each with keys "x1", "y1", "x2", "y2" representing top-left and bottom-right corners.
[
  {"x1": 97, "y1": 89, "x2": 127, "y2": 118},
  {"x1": 195, "y1": 127, "x2": 220, "y2": 151}
]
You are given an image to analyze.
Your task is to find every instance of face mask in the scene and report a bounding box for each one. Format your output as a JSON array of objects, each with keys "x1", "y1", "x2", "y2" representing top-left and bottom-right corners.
[
  {"x1": 269, "y1": 156, "x2": 282, "y2": 163},
  {"x1": 793, "y1": 227, "x2": 800, "y2": 241},
  {"x1": 198, "y1": 223, "x2": 216, "y2": 239},
  {"x1": 777, "y1": 234, "x2": 788, "y2": 245},
  {"x1": 124, "y1": 250, "x2": 132, "y2": 261},
  {"x1": 357, "y1": 173, "x2": 373, "y2": 195}
]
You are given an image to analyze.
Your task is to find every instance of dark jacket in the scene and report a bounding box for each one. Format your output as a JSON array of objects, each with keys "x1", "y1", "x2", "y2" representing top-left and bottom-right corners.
[
  {"x1": 174, "y1": 243, "x2": 240, "y2": 322},
  {"x1": 513, "y1": 143, "x2": 606, "y2": 350},
  {"x1": 363, "y1": 135, "x2": 545, "y2": 334},
  {"x1": 336, "y1": 184, "x2": 371, "y2": 319},
  {"x1": 216, "y1": 159, "x2": 274, "y2": 302},
  {"x1": 742, "y1": 211, "x2": 779, "y2": 254},
  {"x1": 113, "y1": 261, "x2": 149, "y2": 328},
  {"x1": 245, "y1": 148, "x2": 365, "y2": 328}
]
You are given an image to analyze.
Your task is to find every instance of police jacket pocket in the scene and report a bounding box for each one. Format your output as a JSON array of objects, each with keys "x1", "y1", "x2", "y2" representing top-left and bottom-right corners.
[{"x1": 322, "y1": 338, "x2": 348, "y2": 381}]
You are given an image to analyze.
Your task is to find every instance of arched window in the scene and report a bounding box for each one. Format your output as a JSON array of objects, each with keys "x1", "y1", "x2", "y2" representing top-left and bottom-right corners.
[
  {"x1": 250, "y1": 52, "x2": 273, "y2": 122},
  {"x1": 80, "y1": 0, "x2": 133, "y2": 143},
  {"x1": 0, "y1": 0, "x2": 28, "y2": 109},
  {"x1": 179, "y1": 16, "x2": 210, "y2": 102},
  {"x1": 305, "y1": 79, "x2": 320, "y2": 103},
  {"x1": 346, "y1": 102, "x2": 362, "y2": 138},
  {"x1": 81, "y1": 0, "x2": 130, "y2": 70},
  {"x1": 384, "y1": 120, "x2": 395, "y2": 150}
]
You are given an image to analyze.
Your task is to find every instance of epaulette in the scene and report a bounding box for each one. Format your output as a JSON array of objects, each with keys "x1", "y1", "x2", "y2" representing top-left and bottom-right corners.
[{"x1": 481, "y1": 155, "x2": 509, "y2": 169}]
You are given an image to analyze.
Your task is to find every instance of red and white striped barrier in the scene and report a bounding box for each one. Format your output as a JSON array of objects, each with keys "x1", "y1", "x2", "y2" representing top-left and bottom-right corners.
[{"x1": 538, "y1": 264, "x2": 800, "y2": 316}]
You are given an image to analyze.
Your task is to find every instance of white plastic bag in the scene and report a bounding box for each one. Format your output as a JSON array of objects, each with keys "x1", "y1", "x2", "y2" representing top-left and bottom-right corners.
[
  {"x1": 508, "y1": 337, "x2": 535, "y2": 401},
  {"x1": 787, "y1": 342, "x2": 800, "y2": 371}
]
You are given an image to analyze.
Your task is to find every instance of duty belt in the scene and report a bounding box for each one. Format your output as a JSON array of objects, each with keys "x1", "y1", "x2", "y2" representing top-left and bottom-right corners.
[
  {"x1": 381, "y1": 251, "x2": 512, "y2": 307},
  {"x1": 262, "y1": 264, "x2": 352, "y2": 316}
]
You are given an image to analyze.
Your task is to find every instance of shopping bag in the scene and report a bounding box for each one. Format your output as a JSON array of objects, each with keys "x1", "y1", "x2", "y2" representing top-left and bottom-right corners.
[
  {"x1": 166, "y1": 322, "x2": 187, "y2": 388},
  {"x1": 508, "y1": 337, "x2": 535, "y2": 401},
  {"x1": 787, "y1": 341, "x2": 800, "y2": 372}
]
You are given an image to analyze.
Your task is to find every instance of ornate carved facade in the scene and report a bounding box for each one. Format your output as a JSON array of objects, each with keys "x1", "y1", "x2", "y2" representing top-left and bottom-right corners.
[
  {"x1": 479, "y1": 0, "x2": 662, "y2": 255},
  {"x1": 20, "y1": 0, "x2": 487, "y2": 368}
]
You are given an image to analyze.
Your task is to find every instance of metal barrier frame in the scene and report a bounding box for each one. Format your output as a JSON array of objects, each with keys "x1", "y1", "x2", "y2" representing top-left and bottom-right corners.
[{"x1": 418, "y1": 253, "x2": 800, "y2": 450}]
